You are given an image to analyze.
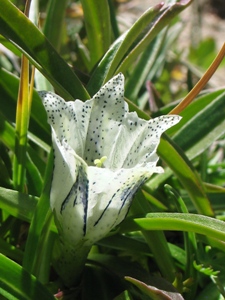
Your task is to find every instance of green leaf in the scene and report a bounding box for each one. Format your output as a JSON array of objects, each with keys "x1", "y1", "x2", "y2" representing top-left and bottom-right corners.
[
  {"x1": 125, "y1": 21, "x2": 183, "y2": 104},
  {"x1": 174, "y1": 91, "x2": 225, "y2": 158},
  {"x1": 22, "y1": 150, "x2": 54, "y2": 276},
  {"x1": 98, "y1": 234, "x2": 151, "y2": 255},
  {"x1": 165, "y1": 185, "x2": 198, "y2": 298},
  {"x1": 0, "y1": 0, "x2": 89, "y2": 100},
  {"x1": 81, "y1": 0, "x2": 111, "y2": 68},
  {"x1": 0, "y1": 186, "x2": 57, "y2": 234},
  {"x1": 0, "y1": 68, "x2": 50, "y2": 143},
  {"x1": 0, "y1": 113, "x2": 16, "y2": 151},
  {"x1": 87, "y1": 3, "x2": 163, "y2": 95},
  {"x1": 0, "y1": 237, "x2": 23, "y2": 262},
  {"x1": 131, "y1": 192, "x2": 175, "y2": 282},
  {"x1": 0, "y1": 254, "x2": 55, "y2": 300},
  {"x1": 124, "y1": 29, "x2": 167, "y2": 103},
  {"x1": 13, "y1": 53, "x2": 30, "y2": 192},
  {"x1": 87, "y1": 0, "x2": 193, "y2": 95},
  {"x1": 148, "y1": 90, "x2": 225, "y2": 204},
  {"x1": 116, "y1": 0, "x2": 193, "y2": 74},
  {"x1": 0, "y1": 114, "x2": 48, "y2": 193},
  {"x1": 0, "y1": 34, "x2": 22, "y2": 57},
  {"x1": 25, "y1": 152, "x2": 43, "y2": 196},
  {"x1": 120, "y1": 213, "x2": 225, "y2": 242},
  {"x1": 150, "y1": 135, "x2": 214, "y2": 216},
  {"x1": 43, "y1": 0, "x2": 69, "y2": 52},
  {"x1": 195, "y1": 282, "x2": 221, "y2": 300},
  {"x1": 108, "y1": 0, "x2": 120, "y2": 39},
  {"x1": 0, "y1": 187, "x2": 37, "y2": 223}
]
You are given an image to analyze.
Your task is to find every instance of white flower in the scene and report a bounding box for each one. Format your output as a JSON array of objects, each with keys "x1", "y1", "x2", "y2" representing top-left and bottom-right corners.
[{"x1": 39, "y1": 73, "x2": 181, "y2": 285}]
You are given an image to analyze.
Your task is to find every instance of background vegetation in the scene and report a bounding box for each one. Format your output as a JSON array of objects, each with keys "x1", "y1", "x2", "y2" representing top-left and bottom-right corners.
[{"x1": 0, "y1": 0, "x2": 225, "y2": 299}]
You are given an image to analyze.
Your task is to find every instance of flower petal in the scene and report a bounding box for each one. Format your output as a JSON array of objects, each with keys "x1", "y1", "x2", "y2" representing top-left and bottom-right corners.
[
  {"x1": 82, "y1": 73, "x2": 128, "y2": 165},
  {"x1": 39, "y1": 74, "x2": 180, "y2": 170},
  {"x1": 39, "y1": 74, "x2": 128, "y2": 166},
  {"x1": 84, "y1": 165, "x2": 162, "y2": 245},
  {"x1": 39, "y1": 74, "x2": 181, "y2": 246},
  {"x1": 39, "y1": 91, "x2": 89, "y2": 158},
  {"x1": 50, "y1": 129, "x2": 89, "y2": 245},
  {"x1": 51, "y1": 129, "x2": 163, "y2": 248},
  {"x1": 108, "y1": 114, "x2": 181, "y2": 169}
]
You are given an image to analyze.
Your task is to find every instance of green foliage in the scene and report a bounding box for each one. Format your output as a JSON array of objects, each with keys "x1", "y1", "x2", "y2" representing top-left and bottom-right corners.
[{"x1": 0, "y1": 0, "x2": 225, "y2": 299}]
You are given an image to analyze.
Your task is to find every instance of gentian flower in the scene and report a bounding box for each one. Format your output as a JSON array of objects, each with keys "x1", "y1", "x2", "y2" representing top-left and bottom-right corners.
[{"x1": 39, "y1": 73, "x2": 181, "y2": 286}]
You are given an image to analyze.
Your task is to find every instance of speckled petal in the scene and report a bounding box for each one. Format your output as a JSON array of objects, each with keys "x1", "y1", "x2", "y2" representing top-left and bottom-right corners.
[
  {"x1": 107, "y1": 114, "x2": 181, "y2": 169},
  {"x1": 84, "y1": 165, "x2": 162, "y2": 245},
  {"x1": 82, "y1": 73, "x2": 128, "y2": 165},
  {"x1": 39, "y1": 91, "x2": 89, "y2": 158},
  {"x1": 39, "y1": 74, "x2": 127, "y2": 165},
  {"x1": 50, "y1": 128, "x2": 89, "y2": 245},
  {"x1": 39, "y1": 74, "x2": 180, "y2": 170},
  {"x1": 39, "y1": 73, "x2": 182, "y2": 287}
]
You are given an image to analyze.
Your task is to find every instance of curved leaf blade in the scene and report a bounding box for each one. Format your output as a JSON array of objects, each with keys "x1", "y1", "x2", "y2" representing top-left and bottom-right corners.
[
  {"x1": 87, "y1": 3, "x2": 163, "y2": 95},
  {"x1": 120, "y1": 213, "x2": 225, "y2": 242},
  {"x1": 174, "y1": 91, "x2": 225, "y2": 158},
  {"x1": 81, "y1": 0, "x2": 111, "y2": 67},
  {"x1": 0, "y1": 187, "x2": 37, "y2": 223},
  {"x1": 87, "y1": 0, "x2": 193, "y2": 95},
  {"x1": 117, "y1": 0, "x2": 193, "y2": 74},
  {"x1": 148, "y1": 135, "x2": 214, "y2": 216},
  {"x1": 0, "y1": 0, "x2": 89, "y2": 100},
  {"x1": 0, "y1": 254, "x2": 55, "y2": 300}
]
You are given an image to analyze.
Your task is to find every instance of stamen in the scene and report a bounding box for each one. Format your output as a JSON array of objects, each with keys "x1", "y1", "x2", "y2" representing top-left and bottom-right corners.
[{"x1": 94, "y1": 156, "x2": 107, "y2": 167}]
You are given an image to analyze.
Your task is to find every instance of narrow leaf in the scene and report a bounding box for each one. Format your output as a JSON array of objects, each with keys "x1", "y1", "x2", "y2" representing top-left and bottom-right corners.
[
  {"x1": 81, "y1": 0, "x2": 111, "y2": 67},
  {"x1": 151, "y1": 136, "x2": 214, "y2": 216},
  {"x1": 121, "y1": 213, "x2": 225, "y2": 242},
  {"x1": 87, "y1": 3, "x2": 163, "y2": 95},
  {"x1": 0, "y1": 0, "x2": 89, "y2": 100},
  {"x1": 0, "y1": 254, "x2": 55, "y2": 300},
  {"x1": 117, "y1": 0, "x2": 193, "y2": 74}
]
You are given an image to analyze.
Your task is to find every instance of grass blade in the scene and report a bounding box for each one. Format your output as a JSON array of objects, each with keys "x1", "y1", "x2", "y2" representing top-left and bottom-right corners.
[{"x1": 0, "y1": 0, "x2": 89, "y2": 100}]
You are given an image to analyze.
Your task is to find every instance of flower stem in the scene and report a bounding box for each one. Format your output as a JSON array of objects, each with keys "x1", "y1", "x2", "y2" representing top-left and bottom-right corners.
[{"x1": 53, "y1": 239, "x2": 91, "y2": 287}]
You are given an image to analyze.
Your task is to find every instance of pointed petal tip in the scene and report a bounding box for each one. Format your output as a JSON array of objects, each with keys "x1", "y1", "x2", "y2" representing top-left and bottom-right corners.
[
  {"x1": 169, "y1": 114, "x2": 182, "y2": 121},
  {"x1": 38, "y1": 90, "x2": 57, "y2": 103},
  {"x1": 38, "y1": 90, "x2": 47, "y2": 99},
  {"x1": 113, "y1": 72, "x2": 125, "y2": 85},
  {"x1": 163, "y1": 114, "x2": 182, "y2": 130},
  {"x1": 161, "y1": 114, "x2": 182, "y2": 124},
  {"x1": 171, "y1": 114, "x2": 182, "y2": 125}
]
